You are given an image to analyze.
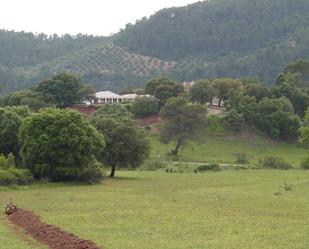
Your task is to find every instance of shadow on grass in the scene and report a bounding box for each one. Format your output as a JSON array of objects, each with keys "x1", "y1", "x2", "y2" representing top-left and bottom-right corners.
[{"x1": 107, "y1": 176, "x2": 140, "y2": 181}]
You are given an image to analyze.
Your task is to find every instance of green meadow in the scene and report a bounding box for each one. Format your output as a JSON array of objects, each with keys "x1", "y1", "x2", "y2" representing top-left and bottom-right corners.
[
  {"x1": 147, "y1": 116, "x2": 308, "y2": 167},
  {"x1": 1, "y1": 171, "x2": 309, "y2": 249}
]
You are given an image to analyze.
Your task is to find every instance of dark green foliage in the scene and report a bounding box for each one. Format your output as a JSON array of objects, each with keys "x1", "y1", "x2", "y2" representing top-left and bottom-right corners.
[
  {"x1": 244, "y1": 83, "x2": 269, "y2": 102},
  {"x1": 283, "y1": 60, "x2": 309, "y2": 88},
  {"x1": 91, "y1": 107, "x2": 150, "y2": 177},
  {"x1": 189, "y1": 80, "x2": 216, "y2": 104},
  {"x1": 79, "y1": 161, "x2": 105, "y2": 184},
  {"x1": 212, "y1": 78, "x2": 243, "y2": 107},
  {"x1": 159, "y1": 97, "x2": 207, "y2": 155},
  {"x1": 262, "y1": 156, "x2": 292, "y2": 170},
  {"x1": 0, "y1": 153, "x2": 33, "y2": 186},
  {"x1": 0, "y1": 168, "x2": 33, "y2": 186},
  {"x1": 255, "y1": 97, "x2": 300, "y2": 138},
  {"x1": 132, "y1": 97, "x2": 159, "y2": 118},
  {"x1": 19, "y1": 108, "x2": 105, "y2": 181},
  {"x1": 0, "y1": 106, "x2": 31, "y2": 158},
  {"x1": 145, "y1": 77, "x2": 183, "y2": 107},
  {"x1": 115, "y1": 0, "x2": 309, "y2": 83},
  {"x1": 196, "y1": 164, "x2": 221, "y2": 172},
  {"x1": 223, "y1": 109, "x2": 244, "y2": 132},
  {"x1": 225, "y1": 93, "x2": 258, "y2": 121},
  {"x1": 36, "y1": 73, "x2": 84, "y2": 108},
  {"x1": 93, "y1": 104, "x2": 133, "y2": 119},
  {"x1": 1, "y1": 90, "x2": 50, "y2": 110},
  {"x1": 273, "y1": 73, "x2": 309, "y2": 116}
]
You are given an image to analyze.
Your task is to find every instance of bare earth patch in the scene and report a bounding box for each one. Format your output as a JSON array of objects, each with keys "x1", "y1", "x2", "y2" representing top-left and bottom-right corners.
[{"x1": 7, "y1": 208, "x2": 101, "y2": 249}]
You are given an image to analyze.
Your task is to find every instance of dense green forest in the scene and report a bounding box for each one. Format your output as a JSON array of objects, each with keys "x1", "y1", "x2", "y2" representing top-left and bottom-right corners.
[
  {"x1": 2, "y1": 0, "x2": 309, "y2": 94},
  {"x1": 115, "y1": 0, "x2": 309, "y2": 82}
]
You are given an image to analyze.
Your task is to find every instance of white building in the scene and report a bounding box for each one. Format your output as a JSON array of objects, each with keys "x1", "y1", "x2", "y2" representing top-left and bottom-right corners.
[
  {"x1": 95, "y1": 91, "x2": 123, "y2": 104},
  {"x1": 121, "y1": 94, "x2": 139, "y2": 102}
]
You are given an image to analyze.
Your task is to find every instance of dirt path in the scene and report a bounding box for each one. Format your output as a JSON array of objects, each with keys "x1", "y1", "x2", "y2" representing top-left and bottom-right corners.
[{"x1": 7, "y1": 208, "x2": 101, "y2": 249}]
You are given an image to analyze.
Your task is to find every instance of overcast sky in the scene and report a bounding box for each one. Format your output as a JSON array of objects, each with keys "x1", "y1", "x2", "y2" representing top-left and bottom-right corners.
[{"x1": 0, "y1": 0, "x2": 198, "y2": 36}]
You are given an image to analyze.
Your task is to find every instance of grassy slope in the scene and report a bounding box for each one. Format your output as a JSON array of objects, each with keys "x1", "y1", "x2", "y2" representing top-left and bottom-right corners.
[
  {"x1": 147, "y1": 117, "x2": 308, "y2": 167},
  {"x1": 1, "y1": 171, "x2": 309, "y2": 249}
]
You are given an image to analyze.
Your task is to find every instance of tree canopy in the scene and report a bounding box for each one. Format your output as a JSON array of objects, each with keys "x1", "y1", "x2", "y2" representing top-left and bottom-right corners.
[
  {"x1": 91, "y1": 107, "x2": 150, "y2": 177},
  {"x1": 159, "y1": 97, "x2": 207, "y2": 155},
  {"x1": 189, "y1": 80, "x2": 216, "y2": 105},
  {"x1": 19, "y1": 108, "x2": 104, "y2": 181}
]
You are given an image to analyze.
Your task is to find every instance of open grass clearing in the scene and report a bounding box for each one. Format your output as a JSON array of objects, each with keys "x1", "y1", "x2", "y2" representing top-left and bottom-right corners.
[{"x1": 1, "y1": 170, "x2": 309, "y2": 249}]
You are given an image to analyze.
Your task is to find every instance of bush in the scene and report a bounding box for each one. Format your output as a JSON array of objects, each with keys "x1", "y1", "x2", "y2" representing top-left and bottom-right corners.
[
  {"x1": 19, "y1": 108, "x2": 105, "y2": 182},
  {"x1": 0, "y1": 168, "x2": 33, "y2": 186},
  {"x1": 0, "y1": 153, "x2": 16, "y2": 170},
  {"x1": 132, "y1": 97, "x2": 159, "y2": 118},
  {"x1": 301, "y1": 157, "x2": 309, "y2": 169},
  {"x1": 196, "y1": 164, "x2": 221, "y2": 172},
  {"x1": 79, "y1": 161, "x2": 105, "y2": 184},
  {"x1": 262, "y1": 156, "x2": 292, "y2": 170},
  {"x1": 236, "y1": 153, "x2": 249, "y2": 164},
  {"x1": 141, "y1": 160, "x2": 164, "y2": 171},
  {"x1": 223, "y1": 109, "x2": 244, "y2": 132}
]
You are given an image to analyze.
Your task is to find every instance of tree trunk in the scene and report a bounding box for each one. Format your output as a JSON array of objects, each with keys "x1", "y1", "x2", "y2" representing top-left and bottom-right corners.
[
  {"x1": 110, "y1": 165, "x2": 116, "y2": 178},
  {"x1": 219, "y1": 98, "x2": 222, "y2": 107},
  {"x1": 172, "y1": 139, "x2": 183, "y2": 155}
]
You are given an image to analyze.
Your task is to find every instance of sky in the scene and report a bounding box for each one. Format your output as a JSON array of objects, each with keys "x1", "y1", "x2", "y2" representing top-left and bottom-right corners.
[{"x1": 0, "y1": 0, "x2": 198, "y2": 36}]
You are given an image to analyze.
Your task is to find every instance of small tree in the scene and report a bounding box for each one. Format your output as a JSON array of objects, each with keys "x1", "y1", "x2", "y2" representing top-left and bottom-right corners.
[
  {"x1": 19, "y1": 108, "x2": 105, "y2": 181},
  {"x1": 223, "y1": 109, "x2": 244, "y2": 132},
  {"x1": 159, "y1": 97, "x2": 207, "y2": 155},
  {"x1": 132, "y1": 97, "x2": 159, "y2": 118},
  {"x1": 91, "y1": 111, "x2": 150, "y2": 177},
  {"x1": 189, "y1": 80, "x2": 216, "y2": 104},
  {"x1": 145, "y1": 77, "x2": 183, "y2": 107},
  {"x1": 212, "y1": 78, "x2": 243, "y2": 107},
  {"x1": 36, "y1": 73, "x2": 84, "y2": 108}
]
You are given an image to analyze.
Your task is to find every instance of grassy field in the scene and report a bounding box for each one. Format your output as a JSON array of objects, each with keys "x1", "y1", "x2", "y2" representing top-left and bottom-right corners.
[
  {"x1": 1, "y1": 170, "x2": 309, "y2": 249},
  {"x1": 147, "y1": 117, "x2": 309, "y2": 167}
]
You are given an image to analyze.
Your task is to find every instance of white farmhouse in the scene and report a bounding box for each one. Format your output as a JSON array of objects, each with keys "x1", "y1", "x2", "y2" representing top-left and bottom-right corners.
[{"x1": 95, "y1": 91, "x2": 123, "y2": 104}]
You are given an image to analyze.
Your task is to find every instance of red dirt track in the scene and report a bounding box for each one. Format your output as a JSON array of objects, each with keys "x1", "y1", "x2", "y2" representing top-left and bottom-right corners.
[{"x1": 7, "y1": 208, "x2": 101, "y2": 249}]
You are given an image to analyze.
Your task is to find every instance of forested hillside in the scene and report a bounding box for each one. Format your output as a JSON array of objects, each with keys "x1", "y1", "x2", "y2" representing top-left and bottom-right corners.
[
  {"x1": 115, "y1": 0, "x2": 309, "y2": 82},
  {"x1": 2, "y1": 0, "x2": 309, "y2": 93}
]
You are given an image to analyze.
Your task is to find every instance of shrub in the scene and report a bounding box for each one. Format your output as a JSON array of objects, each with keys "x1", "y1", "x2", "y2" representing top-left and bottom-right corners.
[
  {"x1": 196, "y1": 164, "x2": 221, "y2": 172},
  {"x1": 0, "y1": 153, "x2": 16, "y2": 170},
  {"x1": 79, "y1": 161, "x2": 105, "y2": 184},
  {"x1": 0, "y1": 168, "x2": 33, "y2": 186},
  {"x1": 19, "y1": 108, "x2": 105, "y2": 181},
  {"x1": 141, "y1": 160, "x2": 164, "y2": 171},
  {"x1": 262, "y1": 156, "x2": 292, "y2": 170},
  {"x1": 223, "y1": 109, "x2": 244, "y2": 132},
  {"x1": 132, "y1": 97, "x2": 159, "y2": 118},
  {"x1": 236, "y1": 153, "x2": 249, "y2": 164},
  {"x1": 301, "y1": 157, "x2": 309, "y2": 169}
]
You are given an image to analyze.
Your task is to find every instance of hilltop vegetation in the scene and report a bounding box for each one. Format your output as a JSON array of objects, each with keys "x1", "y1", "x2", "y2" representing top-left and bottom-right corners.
[
  {"x1": 2, "y1": 0, "x2": 309, "y2": 92},
  {"x1": 116, "y1": 0, "x2": 309, "y2": 82}
]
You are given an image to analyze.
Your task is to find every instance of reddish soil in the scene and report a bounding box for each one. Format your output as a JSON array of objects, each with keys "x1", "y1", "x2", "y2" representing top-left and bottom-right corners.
[
  {"x1": 70, "y1": 104, "x2": 99, "y2": 116},
  {"x1": 7, "y1": 208, "x2": 101, "y2": 249}
]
